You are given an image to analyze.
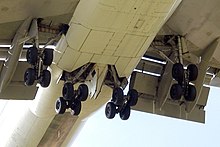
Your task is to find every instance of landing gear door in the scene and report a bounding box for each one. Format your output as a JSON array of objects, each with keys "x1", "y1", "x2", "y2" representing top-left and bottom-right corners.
[
  {"x1": 130, "y1": 71, "x2": 158, "y2": 99},
  {"x1": 86, "y1": 64, "x2": 108, "y2": 99}
]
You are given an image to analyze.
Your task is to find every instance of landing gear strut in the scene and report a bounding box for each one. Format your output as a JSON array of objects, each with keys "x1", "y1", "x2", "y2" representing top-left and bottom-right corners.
[{"x1": 167, "y1": 35, "x2": 198, "y2": 102}]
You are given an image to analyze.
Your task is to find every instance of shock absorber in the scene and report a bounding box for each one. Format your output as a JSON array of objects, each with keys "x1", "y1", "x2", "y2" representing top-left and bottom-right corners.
[{"x1": 178, "y1": 36, "x2": 183, "y2": 65}]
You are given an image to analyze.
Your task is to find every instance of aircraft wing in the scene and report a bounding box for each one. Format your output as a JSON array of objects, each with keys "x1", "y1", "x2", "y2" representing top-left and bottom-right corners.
[
  {"x1": 0, "y1": 0, "x2": 78, "y2": 44},
  {"x1": 166, "y1": 0, "x2": 220, "y2": 87},
  {"x1": 0, "y1": 0, "x2": 79, "y2": 99},
  {"x1": 130, "y1": 0, "x2": 220, "y2": 123}
]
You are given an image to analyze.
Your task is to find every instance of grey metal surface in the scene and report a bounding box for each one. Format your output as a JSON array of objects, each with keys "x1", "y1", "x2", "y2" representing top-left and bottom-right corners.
[
  {"x1": 0, "y1": 0, "x2": 79, "y2": 42},
  {"x1": 0, "y1": 62, "x2": 38, "y2": 100},
  {"x1": 130, "y1": 71, "x2": 209, "y2": 123},
  {"x1": 166, "y1": 0, "x2": 220, "y2": 50},
  {"x1": 38, "y1": 113, "x2": 78, "y2": 147}
]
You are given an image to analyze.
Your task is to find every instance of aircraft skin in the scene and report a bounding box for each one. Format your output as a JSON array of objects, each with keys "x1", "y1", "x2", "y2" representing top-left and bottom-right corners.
[{"x1": 2, "y1": 0, "x2": 217, "y2": 146}]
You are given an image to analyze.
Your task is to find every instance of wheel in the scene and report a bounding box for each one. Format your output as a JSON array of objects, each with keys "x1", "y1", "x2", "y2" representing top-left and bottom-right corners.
[
  {"x1": 62, "y1": 82, "x2": 74, "y2": 100},
  {"x1": 119, "y1": 105, "x2": 131, "y2": 120},
  {"x1": 112, "y1": 87, "x2": 124, "y2": 105},
  {"x1": 26, "y1": 47, "x2": 38, "y2": 65},
  {"x1": 187, "y1": 64, "x2": 198, "y2": 81},
  {"x1": 172, "y1": 63, "x2": 184, "y2": 82},
  {"x1": 24, "y1": 68, "x2": 36, "y2": 86},
  {"x1": 170, "y1": 83, "x2": 183, "y2": 100},
  {"x1": 70, "y1": 99, "x2": 82, "y2": 116},
  {"x1": 128, "y1": 89, "x2": 138, "y2": 106},
  {"x1": 184, "y1": 85, "x2": 196, "y2": 101},
  {"x1": 105, "y1": 102, "x2": 116, "y2": 119},
  {"x1": 42, "y1": 49, "x2": 53, "y2": 66},
  {"x1": 39, "y1": 70, "x2": 51, "y2": 88},
  {"x1": 78, "y1": 84, "x2": 89, "y2": 101},
  {"x1": 55, "y1": 97, "x2": 67, "y2": 114}
]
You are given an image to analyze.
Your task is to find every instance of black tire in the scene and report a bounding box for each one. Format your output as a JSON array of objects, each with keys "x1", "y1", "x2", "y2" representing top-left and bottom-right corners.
[
  {"x1": 24, "y1": 68, "x2": 36, "y2": 86},
  {"x1": 172, "y1": 63, "x2": 184, "y2": 82},
  {"x1": 70, "y1": 99, "x2": 82, "y2": 116},
  {"x1": 55, "y1": 97, "x2": 67, "y2": 114},
  {"x1": 128, "y1": 89, "x2": 138, "y2": 106},
  {"x1": 42, "y1": 49, "x2": 53, "y2": 66},
  {"x1": 170, "y1": 83, "x2": 183, "y2": 100},
  {"x1": 26, "y1": 47, "x2": 38, "y2": 65},
  {"x1": 187, "y1": 64, "x2": 198, "y2": 81},
  {"x1": 78, "y1": 84, "x2": 89, "y2": 101},
  {"x1": 62, "y1": 82, "x2": 74, "y2": 100},
  {"x1": 184, "y1": 85, "x2": 196, "y2": 101},
  {"x1": 105, "y1": 102, "x2": 116, "y2": 119},
  {"x1": 39, "y1": 70, "x2": 51, "y2": 88},
  {"x1": 112, "y1": 87, "x2": 124, "y2": 105},
  {"x1": 119, "y1": 105, "x2": 131, "y2": 120}
]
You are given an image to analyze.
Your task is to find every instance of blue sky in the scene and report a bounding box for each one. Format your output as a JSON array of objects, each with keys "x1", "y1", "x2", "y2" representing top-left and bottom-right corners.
[{"x1": 70, "y1": 87, "x2": 220, "y2": 147}]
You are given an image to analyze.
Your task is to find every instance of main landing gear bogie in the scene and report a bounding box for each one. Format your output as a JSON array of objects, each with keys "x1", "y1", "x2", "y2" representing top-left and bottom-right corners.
[
  {"x1": 24, "y1": 46, "x2": 53, "y2": 88},
  {"x1": 105, "y1": 87, "x2": 138, "y2": 120},
  {"x1": 55, "y1": 97, "x2": 82, "y2": 116},
  {"x1": 170, "y1": 63, "x2": 198, "y2": 102},
  {"x1": 55, "y1": 83, "x2": 89, "y2": 116}
]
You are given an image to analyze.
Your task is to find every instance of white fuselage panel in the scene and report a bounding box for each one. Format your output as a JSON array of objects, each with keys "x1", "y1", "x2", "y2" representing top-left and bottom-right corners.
[{"x1": 54, "y1": 0, "x2": 180, "y2": 77}]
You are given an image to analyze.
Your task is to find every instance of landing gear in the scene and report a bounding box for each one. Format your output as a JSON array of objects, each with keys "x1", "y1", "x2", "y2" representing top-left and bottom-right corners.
[
  {"x1": 167, "y1": 35, "x2": 199, "y2": 102},
  {"x1": 55, "y1": 82, "x2": 89, "y2": 116},
  {"x1": 24, "y1": 18, "x2": 67, "y2": 88},
  {"x1": 55, "y1": 63, "x2": 95, "y2": 116},
  {"x1": 105, "y1": 88, "x2": 138, "y2": 120},
  {"x1": 55, "y1": 64, "x2": 138, "y2": 120},
  {"x1": 24, "y1": 46, "x2": 53, "y2": 87},
  {"x1": 103, "y1": 65, "x2": 138, "y2": 120},
  {"x1": 170, "y1": 63, "x2": 198, "y2": 102},
  {"x1": 55, "y1": 97, "x2": 83, "y2": 116}
]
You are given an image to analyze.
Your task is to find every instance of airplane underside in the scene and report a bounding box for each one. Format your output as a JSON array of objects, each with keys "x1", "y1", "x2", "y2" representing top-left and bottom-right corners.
[
  {"x1": 2, "y1": 0, "x2": 220, "y2": 146},
  {"x1": 19, "y1": 0, "x2": 182, "y2": 121}
]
